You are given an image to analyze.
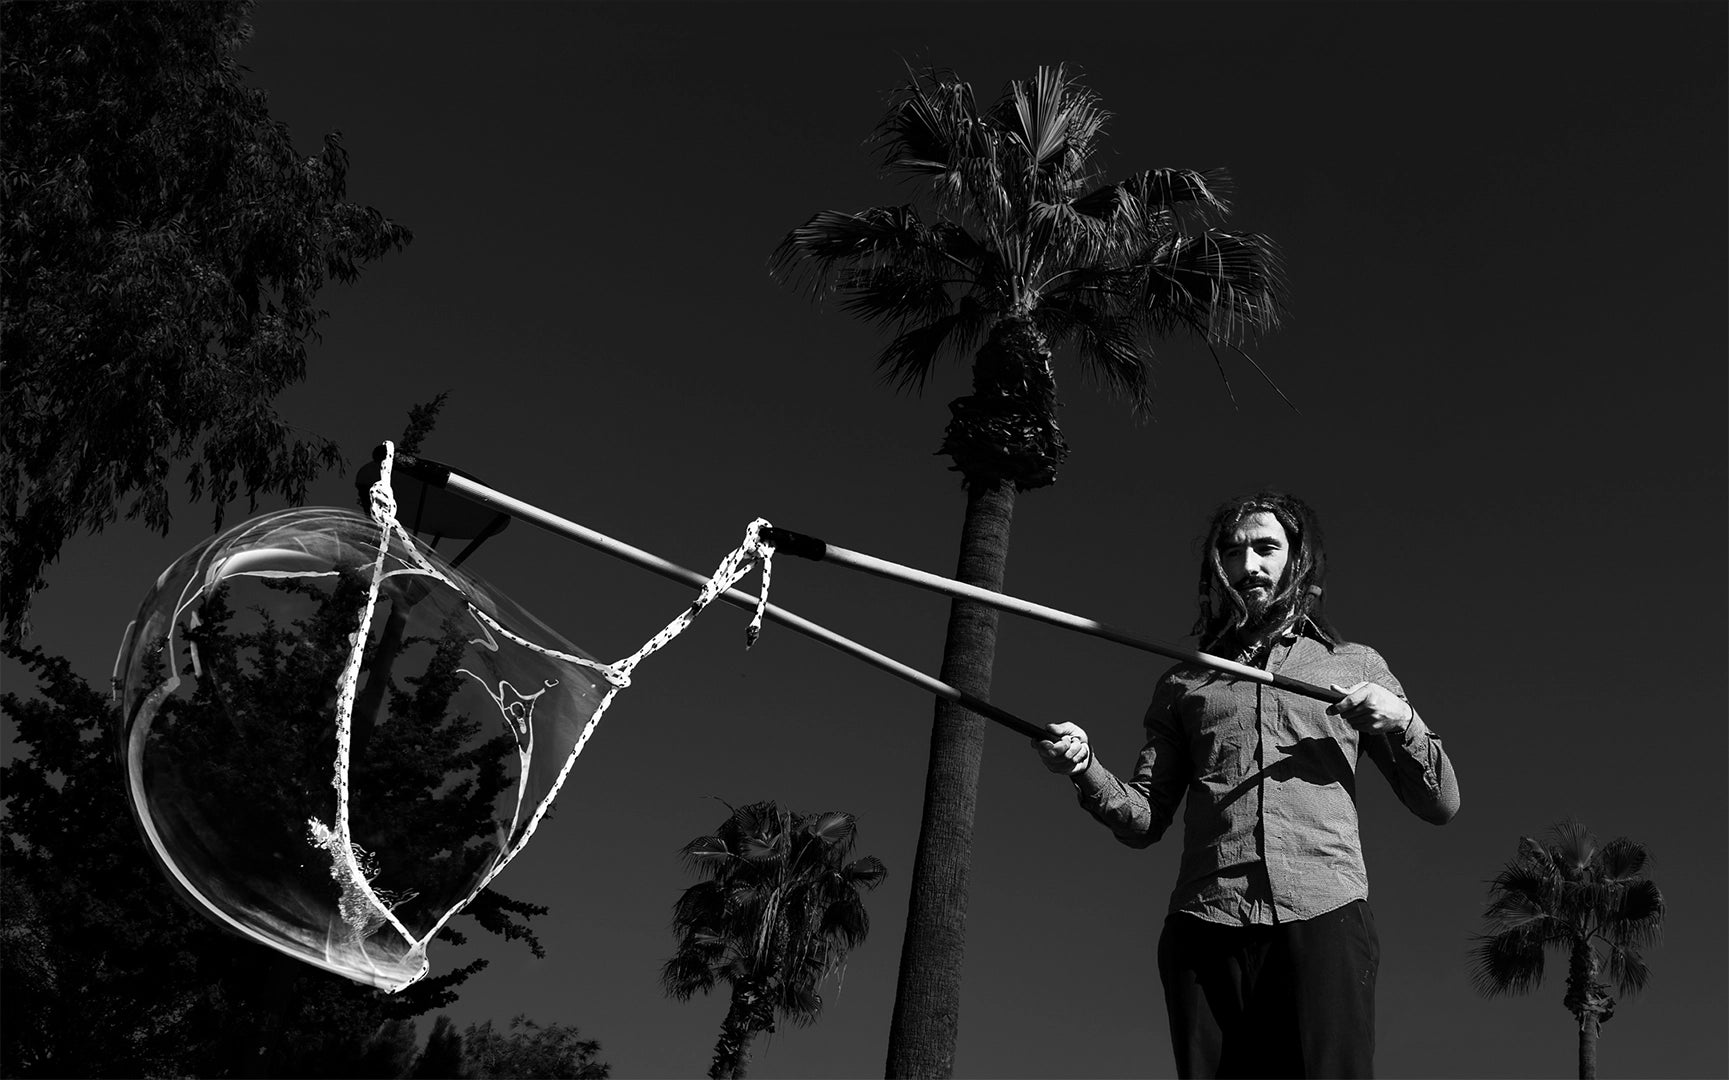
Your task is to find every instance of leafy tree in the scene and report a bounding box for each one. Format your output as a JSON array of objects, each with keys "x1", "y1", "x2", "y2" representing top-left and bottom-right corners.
[
  {"x1": 356, "y1": 1018, "x2": 422, "y2": 1079},
  {"x1": 408, "y1": 1016, "x2": 464, "y2": 1079},
  {"x1": 0, "y1": 577, "x2": 550, "y2": 1077},
  {"x1": 459, "y1": 1015, "x2": 611, "y2": 1079},
  {"x1": 0, "y1": 0, "x2": 412, "y2": 641},
  {"x1": 771, "y1": 63, "x2": 1286, "y2": 1075},
  {"x1": 1470, "y1": 819, "x2": 1666, "y2": 1079},
  {"x1": 661, "y1": 801, "x2": 888, "y2": 1079}
]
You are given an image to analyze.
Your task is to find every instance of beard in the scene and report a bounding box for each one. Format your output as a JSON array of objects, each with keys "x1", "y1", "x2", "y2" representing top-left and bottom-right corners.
[{"x1": 1234, "y1": 581, "x2": 1283, "y2": 632}]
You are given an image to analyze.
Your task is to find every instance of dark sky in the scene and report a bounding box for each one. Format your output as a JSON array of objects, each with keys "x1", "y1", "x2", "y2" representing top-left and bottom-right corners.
[{"x1": 12, "y1": 2, "x2": 1727, "y2": 1077}]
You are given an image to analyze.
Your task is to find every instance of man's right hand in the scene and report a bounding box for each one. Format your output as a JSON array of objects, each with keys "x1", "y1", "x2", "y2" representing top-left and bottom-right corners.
[{"x1": 1034, "y1": 722, "x2": 1091, "y2": 775}]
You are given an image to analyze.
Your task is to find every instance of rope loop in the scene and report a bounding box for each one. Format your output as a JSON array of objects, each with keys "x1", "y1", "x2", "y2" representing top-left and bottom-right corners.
[{"x1": 368, "y1": 441, "x2": 399, "y2": 525}]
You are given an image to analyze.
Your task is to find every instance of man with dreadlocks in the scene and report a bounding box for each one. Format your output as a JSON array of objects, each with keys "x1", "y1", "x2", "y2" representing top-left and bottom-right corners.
[{"x1": 1034, "y1": 490, "x2": 1459, "y2": 1079}]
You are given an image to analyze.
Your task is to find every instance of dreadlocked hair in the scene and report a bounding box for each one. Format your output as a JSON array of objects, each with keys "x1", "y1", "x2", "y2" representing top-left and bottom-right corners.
[{"x1": 1191, "y1": 490, "x2": 1344, "y2": 652}]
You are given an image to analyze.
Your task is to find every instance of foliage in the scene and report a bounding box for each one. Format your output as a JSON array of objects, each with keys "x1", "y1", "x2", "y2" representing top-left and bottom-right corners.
[
  {"x1": 357, "y1": 1018, "x2": 423, "y2": 1079},
  {"x1": 459, "y1": 1015, "x2": 611, "y2": 1079},
  {"x1": 324, "y1": 1013, "x2": 611, "y2": 1079},
  {"x1": 0, "y1": 606, "x2": 548, "y2": 1076},
  {"x1": 772, "y1": 63, "x2": 1287, "y2": 1076},
  {"x1": 397, "y1": 392, "x2": 451, "y2": 457},
  {"x1": 408, "y1": 1016, "x2": 465, "y2": 1079},
  {"x1": 773, "y1": 62, "x2": 1287, "y2": 492},
  {"x1": 662, "y1": 801, "x2": 888, "y2": 1079},
  {"x1": 0, "y1": 0, "x2": 412, "y2": 641},
  {"x1": 1470, "y1": 819, "x2": 1665, "y2": 1079}
]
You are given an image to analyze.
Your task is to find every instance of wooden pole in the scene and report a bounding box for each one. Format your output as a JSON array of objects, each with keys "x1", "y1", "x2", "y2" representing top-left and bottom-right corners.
[
  {"x1": 387, "y1": 451, "x2": 1053, "y2": 741},
  {"x1": 760, "y1": 526, "x2": 1344, "y2": 705}
]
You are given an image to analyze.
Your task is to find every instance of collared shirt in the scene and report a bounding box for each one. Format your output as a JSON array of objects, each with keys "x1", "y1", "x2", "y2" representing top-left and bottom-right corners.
[{"x1": 1071, "y1": 625, "x2": 1460, "y2": 925}]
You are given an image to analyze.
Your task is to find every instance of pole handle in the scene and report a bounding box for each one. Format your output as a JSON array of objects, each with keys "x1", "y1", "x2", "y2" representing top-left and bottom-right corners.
[
  {"x1": 763, "y1": 523, "x2": 1347, "y2": 705},
  {"x1": 760, "y1": 525, "x2": 827, "y2": 561}
]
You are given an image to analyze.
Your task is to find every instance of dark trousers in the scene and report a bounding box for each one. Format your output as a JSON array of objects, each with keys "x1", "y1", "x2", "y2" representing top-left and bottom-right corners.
[{"x1": 1156, "y1": 900, "x2": 1379, "y2": 1079}]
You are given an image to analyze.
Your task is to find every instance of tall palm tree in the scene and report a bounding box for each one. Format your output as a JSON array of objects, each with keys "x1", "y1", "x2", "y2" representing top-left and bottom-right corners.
[
  {"x1": 771, "y1": 63, "x2": 1287, "y2": 1077},
  {"x1": 661, "y1": 801, "x2": 888, "y2": 1080},
  {"x1": 1470, "y1": 819, "x2": 1665, "y2": 1079}
]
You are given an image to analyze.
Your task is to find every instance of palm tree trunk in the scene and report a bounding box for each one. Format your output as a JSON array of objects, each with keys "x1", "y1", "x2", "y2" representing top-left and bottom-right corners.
[
  {"x1": 709, "y1": 979, "x2": 774, "y2": 1080},
  {"x1": 1564, "y1": 938, "x2": 1611, "y2": 1080},
  {"x1": 885, "y1": 478, "x2": 1016, "y2": 1079},
  {"x1": 1578, "y1": 1013, "x2": 1600, "y2": 1080}
]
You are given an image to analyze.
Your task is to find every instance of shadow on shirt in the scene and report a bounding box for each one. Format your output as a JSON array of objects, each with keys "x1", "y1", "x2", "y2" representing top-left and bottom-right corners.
[{"x1": 1223, "y1": 736, "x2": 1357, "y2": 808}]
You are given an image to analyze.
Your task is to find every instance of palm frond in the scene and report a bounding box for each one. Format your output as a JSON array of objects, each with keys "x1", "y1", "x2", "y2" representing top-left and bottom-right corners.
[
  {"x1": 1000, "y1": 63, "x2": 1108, "y2": 176},
  {"x1": 840, "y1": 855, "x2": 888, "y2": 890},
  {"x1": 1033, "y1": 294, "x2": 1150, "y2": 412},
  {"x1": 1067, "y1": 168, "x2": 1231, "y2": 259},
  {"x1": 1481, "y1": 881, "x2": 1551, "y2": 925},
  {"x1": 678, "y1": 834, "x2": 733, "y2": 877},
  {"x1": 804, "y1": 811, "x2": 857, "y2": 849},
  {"x1": 1515, "y1": 836, "x2": 1552, "y2": 871},
  {"x1": 876, "y1": 66, "x2": 1010, "y2": 226},
  {"x1": 1607, "y1": 879, "x2": 1665, "y2": 948},
  {"x1": 1026, "y1": 198, "x2": 1093, "y2": 253},
  {"x1": 872, "y1": 298, "x2": 988, "y2": 393},
  {"x1": 660, "y1": 949, "x2": 719, "y2": 1001},
  {"x1": 743, "y1": 830, "x2": 787, "y2": 862},
  {"x1": 820, "y1": 894, "x2": 871, "y2": 949},
  {"x1": 876, "y1": 65, "x2": 979, "y2": 178},
  {"x1": 1607, "y1": 944, "x2": 1654, "y2": 996},
  {"x1": 835, "y1": 263, "x2": 955, "y2": 329},
  {"x1": 1468, "y1": 928, "x2": 1547, "y2": 998},
  {"x1": 1547, "y1": 818, "x2": 1597, "y2": 874},
  {"x1": 771, "y1": 205, "x2": 951, "y2": 297},
  {"x1": 1621, "y1": 879, "x2": 1665, "y2": 924},
  {"x1": 773, "y1": 982, "x2": 826, "y2": 1027},
  {"x1": 1598, "y1": 836, "x2": 1651, "y2": 881},
  {"x1": 1134, "y1": 230, "x2": 1287, "y2": 347},
  {"x1": 670, "y1": 880, "x2": 729, "y2": 930},
  {"x1": 1204, "y1": 342, "x2": 1239, "y2": 412},
  {"x1": 1222, "y1": 341, "x2": 1299, "y2": 414},
  {"x1": 1484, "y1": 856, "x2": 1567, "y2": 910},
  {"x1": 1125, "y1": 167, "x2": 1233, "y2": 219}
]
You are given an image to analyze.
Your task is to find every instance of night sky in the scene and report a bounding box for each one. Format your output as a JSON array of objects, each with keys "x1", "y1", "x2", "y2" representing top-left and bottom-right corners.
[{"x1": 10, "y1": 3, "x2": 1727, "y2": 1077}]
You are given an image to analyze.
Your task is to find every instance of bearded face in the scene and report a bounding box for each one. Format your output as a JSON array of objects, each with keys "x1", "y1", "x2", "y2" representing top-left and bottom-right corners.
[{"x1": 1217, "y1": 511, "x2": 1291, "y2": 633}]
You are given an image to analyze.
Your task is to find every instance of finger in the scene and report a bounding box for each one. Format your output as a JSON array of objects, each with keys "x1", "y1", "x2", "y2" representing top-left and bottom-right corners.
[{"x1": 1327, "y1": 682, "x2": 1370, "y2": 715}]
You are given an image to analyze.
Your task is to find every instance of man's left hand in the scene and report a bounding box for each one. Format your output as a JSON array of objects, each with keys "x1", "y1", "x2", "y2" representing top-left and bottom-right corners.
[{"x1": 1327, "y1": 681, "x2": 1414, "y2": 735}]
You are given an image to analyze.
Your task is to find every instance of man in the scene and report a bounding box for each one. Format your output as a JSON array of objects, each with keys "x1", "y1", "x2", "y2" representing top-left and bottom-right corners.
[{"x1": 1035, "y1": 491, "x2": 1459, "y2": 1079}]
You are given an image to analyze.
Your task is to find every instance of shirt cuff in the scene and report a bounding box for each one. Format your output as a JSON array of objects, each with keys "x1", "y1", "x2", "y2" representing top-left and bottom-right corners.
[
  {"x1": 1070, "y1": 752, "x2": 1108, "y2": 794},
  {"x1": 1398, "y1": 709, "x2": 1432, "y2": 746}
]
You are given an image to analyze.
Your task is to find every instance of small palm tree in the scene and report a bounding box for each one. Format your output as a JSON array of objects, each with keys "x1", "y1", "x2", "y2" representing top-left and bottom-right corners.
[
  {"x1": 1470, "y1": 819, "x2": 1665, "y2": 1079},
  {"x1": 773, "y1": 63, "x2": 1287, "y2": 1076},
  {"x1": 661, "y1": 801, "x2": 887, "y2": 1079}
]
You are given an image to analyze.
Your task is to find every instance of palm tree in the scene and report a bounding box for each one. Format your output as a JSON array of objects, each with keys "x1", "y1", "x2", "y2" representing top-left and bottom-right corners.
[
  {"x1": 771, "y1": 63, "x2": 1287, "y2": 1076},
  {"x1": 1470, "y1": 819, "x2": 1665, "y2": 1079},
  {"x1": 661, "y1": 801, "x2": 888, "y2": 1079}
]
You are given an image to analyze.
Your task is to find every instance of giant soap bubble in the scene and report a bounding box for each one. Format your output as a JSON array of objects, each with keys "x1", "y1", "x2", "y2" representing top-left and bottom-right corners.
[{"x1": 116, "y1": 504, "x2": 616, "y2": 991}]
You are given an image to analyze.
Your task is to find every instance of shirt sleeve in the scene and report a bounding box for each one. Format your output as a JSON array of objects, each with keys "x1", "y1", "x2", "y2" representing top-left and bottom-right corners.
[
  {"x1": 1357, "y1": 647, "x2": 1461, "y2": 825},
  {"x1": 1069, "y1": 674, "x2": 1190, "y2": 848}
]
